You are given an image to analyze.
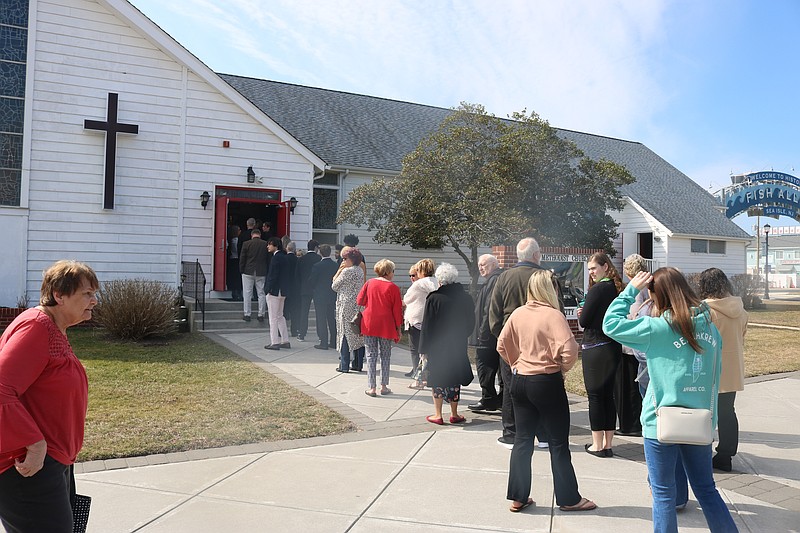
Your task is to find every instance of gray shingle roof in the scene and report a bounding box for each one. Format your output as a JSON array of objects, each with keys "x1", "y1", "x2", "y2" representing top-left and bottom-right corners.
[{"x1": 219, "y1": 74, "x2": 749, "y2": 240}]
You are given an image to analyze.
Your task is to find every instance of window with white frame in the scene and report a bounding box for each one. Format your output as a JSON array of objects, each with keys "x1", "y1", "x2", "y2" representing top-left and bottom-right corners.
[{"x1": 691, "y1": 239, "x2": 726, "y2": 254}]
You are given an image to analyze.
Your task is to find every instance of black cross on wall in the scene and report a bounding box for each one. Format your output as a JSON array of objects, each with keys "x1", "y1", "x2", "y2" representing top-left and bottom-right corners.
[{"x1": 84, "y1": 93, "x2": 139, "y2": 209}]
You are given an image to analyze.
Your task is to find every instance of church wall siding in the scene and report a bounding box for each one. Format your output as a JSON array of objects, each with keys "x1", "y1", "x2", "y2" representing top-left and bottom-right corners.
[
  {"x1": 666, "y1": 238, "x2": 747, "y2": 275},
  {"x1": 20, "y1": 0, "x2": 315, "y2": 300}
]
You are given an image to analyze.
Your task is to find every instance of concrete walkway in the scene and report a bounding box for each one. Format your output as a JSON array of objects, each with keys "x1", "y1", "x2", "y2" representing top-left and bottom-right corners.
[{"x1": 75, "y1": 332, "x2": 800, "y2": 532}]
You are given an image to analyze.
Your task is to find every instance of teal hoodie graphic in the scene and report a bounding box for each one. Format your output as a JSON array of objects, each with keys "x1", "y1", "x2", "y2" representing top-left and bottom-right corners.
[{"x1": 602, "y1": 284, "x2": 722, "y2": 440}]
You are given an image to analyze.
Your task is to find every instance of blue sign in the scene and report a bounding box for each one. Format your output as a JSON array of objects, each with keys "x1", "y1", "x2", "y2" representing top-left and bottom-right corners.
[
  {"x1": 746, "y1": 171, "x2": 800, "y2": 188},
  {"x1": 725, "y1": 184, "x2": 800, "y2": 218}
]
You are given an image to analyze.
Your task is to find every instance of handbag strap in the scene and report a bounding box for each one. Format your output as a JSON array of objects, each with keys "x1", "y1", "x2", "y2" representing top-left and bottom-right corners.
[{"x1": 652, "y1": 322, "x2": 718, "y2": 419}]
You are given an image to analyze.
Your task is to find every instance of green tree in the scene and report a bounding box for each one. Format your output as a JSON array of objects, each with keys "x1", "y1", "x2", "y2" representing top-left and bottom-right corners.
[{"x1": 338, "y1": 103, "x2": 634, "y2": 293}]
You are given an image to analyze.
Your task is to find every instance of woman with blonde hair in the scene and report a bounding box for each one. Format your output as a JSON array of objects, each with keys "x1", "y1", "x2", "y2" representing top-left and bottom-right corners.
[
  {"x1": 332, "y1": 247, "x2": 366, "y2": 372},
  {"x1": 498, "y1": 269, "x2": 595, "y2": 513},
  {"x1": 403, "y1": 258, "x2": 437, "y2": 383},
  {"x1": 357, "y1": 259, "x2": 403, "y2": 396}
]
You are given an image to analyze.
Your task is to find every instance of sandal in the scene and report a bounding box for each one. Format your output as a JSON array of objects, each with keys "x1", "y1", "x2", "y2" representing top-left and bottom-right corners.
[
  {"x1": 408, "y1": 383, "x2": 425, "y2": 390},
  {"x1": 509, "y1": 497, "x2": 535, "y2": 512},
  {"x1": 449, "y1": 415, "x2": 466, "y2": 424},
  {"x1": 364, "y1": 389, "x2": 377, "y2": 397},
  {"x1": 426, "y1": 415, "x2": 444, "y2": 425},
  {"x1": 380, "y1": 388, "x2": 393, "y2": 396},
  {"x1": 559, "y1": 498, "x2": 597, "y2": 512}
]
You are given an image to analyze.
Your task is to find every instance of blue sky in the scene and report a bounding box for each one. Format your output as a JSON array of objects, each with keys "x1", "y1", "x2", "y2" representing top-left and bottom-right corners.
[{"x1": 128, "y1": 0, "x2": 799, "y2": 234}]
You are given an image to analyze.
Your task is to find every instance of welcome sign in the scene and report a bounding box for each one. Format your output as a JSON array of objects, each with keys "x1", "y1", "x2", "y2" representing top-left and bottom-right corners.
[{"x1": 719, "y1": 172, "x2": 800, "y2": 221}]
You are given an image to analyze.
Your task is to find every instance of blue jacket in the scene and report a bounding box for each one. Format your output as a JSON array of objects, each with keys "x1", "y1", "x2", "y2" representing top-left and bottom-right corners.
[{"x1": 602, "y1": 284, "x2": 722, "y2": 440}]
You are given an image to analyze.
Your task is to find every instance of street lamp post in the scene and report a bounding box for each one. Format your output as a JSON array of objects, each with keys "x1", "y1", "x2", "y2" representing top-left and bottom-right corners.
[{"x1": 763, "y1": 224, "x2": 771, "y2": 300}]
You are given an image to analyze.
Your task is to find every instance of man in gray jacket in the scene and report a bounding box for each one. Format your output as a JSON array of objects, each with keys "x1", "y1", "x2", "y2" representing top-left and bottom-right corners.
[
  {"x1": 468, "y1": 254, "x2": 503, "y2": 413},
  {"x1": 239, "y1": 229, "x2": 268, "y2": 322}
]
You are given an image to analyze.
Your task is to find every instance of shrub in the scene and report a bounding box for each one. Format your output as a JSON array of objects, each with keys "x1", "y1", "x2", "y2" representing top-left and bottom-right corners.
[
  {"x1": 95, "y1": 279, "x2": 179, "y2": 340},
  {"x1": 730, "y1": 273, "x2": 763, "y2": 309}
]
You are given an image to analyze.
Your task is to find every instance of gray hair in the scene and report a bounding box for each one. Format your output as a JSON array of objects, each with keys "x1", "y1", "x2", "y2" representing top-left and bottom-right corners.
[
  {"x1": 435, "y1": 262, "x2": 459, "y2": 285},
  {"x1": 516, "y1": 237, "x2": 541, "y2": 263},
  {"x1": 478, "y1": 254, "x2": 498, "y2": 268},
  {"x1": 623, "y1": 253, "x2": 648, "y2": 279},
  {"x1": 286, "y1": 241, "x2": 296, "y2": 253}
]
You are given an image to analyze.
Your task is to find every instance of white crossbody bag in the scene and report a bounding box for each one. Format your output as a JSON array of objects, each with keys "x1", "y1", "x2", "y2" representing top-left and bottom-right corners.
[{"x1": 653, "y1": 346, "x2": 717, "y2": 446}]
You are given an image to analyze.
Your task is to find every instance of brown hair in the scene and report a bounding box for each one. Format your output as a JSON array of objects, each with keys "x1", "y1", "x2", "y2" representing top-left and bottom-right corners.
[
  {"x1": 649, "y1": 267, "x2": 705, "y2": 353},
  {"x1": 588, "y1": 252, "x2": 624, "y2": 293},
  {"x1": 40, "y1": 260, "x2": 99, "y2": 306},
  {"x1": 414, "y1": 258, "x2": 435, "y2": 278},
  {"x1": 341, "y1": 246, "x2": 363, "y2": 266}
]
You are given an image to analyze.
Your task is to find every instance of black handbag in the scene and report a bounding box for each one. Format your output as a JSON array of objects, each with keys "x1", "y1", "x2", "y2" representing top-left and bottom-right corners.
[{"x1": 72, "y1": 494, "x2": 91, "y2": 533}]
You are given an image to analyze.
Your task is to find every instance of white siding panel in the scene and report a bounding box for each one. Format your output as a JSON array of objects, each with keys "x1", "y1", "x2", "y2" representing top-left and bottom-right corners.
[
  {"x1": 26, "y1": 0, "x2": 315, "y2": 292},
  {"x1": 666, "y1": 238, "x2": 747, "y2": 276}
]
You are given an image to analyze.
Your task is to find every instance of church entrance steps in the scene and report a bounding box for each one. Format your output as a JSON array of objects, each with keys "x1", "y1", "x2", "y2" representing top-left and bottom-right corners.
[{"x1": 187, "y1": 297, "x2": 316, "y2": 333}]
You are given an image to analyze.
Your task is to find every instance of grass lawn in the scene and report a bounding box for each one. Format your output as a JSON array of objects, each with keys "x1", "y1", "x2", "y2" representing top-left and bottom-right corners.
[
  {"x1": 70, "y1": 329, "x2": 354, "y2": 461},
  {"x1": 748, "y1": 308, "x2": 800, "y2": 327}
]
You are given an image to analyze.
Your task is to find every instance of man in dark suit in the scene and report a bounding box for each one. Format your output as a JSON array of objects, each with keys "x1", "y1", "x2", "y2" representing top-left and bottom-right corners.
[
  {"x1": 308, "y1": 244, "x2": 338, "y2": 350},
  {"x1": 283, "y1": 241, "x2": 300, "y2": 336},
  {"x1": 295, "y1": 239, "x2": 320, "y2": 341},
  {"x1": 264, "y1": 237, "x2": 292, "y2": 350}
]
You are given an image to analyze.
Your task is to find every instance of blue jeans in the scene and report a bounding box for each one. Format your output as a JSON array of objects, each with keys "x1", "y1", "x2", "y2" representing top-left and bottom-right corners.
[
  {"x1": 644, "y1": 438, "x2": 737, "y2": 533},
  {"x1": 640, "y1": 385, "x2": 688, "y2": 507},
  {"x1": 339, "y1": 336, "x2": 364, "y2": 372}
]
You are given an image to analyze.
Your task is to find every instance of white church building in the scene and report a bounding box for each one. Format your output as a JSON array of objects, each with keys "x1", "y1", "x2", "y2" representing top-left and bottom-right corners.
[{"x1": 0, "y1": 0, "x2": 750, "y2": 307}]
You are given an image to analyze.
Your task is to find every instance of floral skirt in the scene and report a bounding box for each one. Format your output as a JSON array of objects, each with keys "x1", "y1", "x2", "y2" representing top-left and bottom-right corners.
[{"x1": 432, "y1": 385, "x2": 461, "y2": 403}]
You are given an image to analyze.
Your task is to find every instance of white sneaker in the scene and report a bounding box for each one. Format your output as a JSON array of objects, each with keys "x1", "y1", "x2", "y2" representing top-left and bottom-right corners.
[{"x1": 537, "y1": 441, "x2": 549, "y2": 449}]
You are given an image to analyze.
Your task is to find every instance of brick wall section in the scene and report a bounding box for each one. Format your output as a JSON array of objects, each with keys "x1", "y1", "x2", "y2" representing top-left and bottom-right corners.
[{"x1": 0, "y1": 308, "x2": 25, "y2": 330}]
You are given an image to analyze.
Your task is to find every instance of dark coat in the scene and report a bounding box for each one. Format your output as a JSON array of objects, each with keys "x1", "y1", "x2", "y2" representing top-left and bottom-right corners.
[
  {"x1": 265, "y1": 250, "x2": 292, "y2": 296},
  {"x1": 297, "y1": 252, "x2": 321, "y2": 296},
  {"x1": 488, "y1": 261, "x2": 563, "y2": 338},
  {"x1": 239, "y1": 237, "x2": 268, "y2": 277},
  {"x1": 309, "y1": 257, "x2": 338, "y2": 304},
  {"x1": 470, "y1": 267, "x2": 503, "y2": 347},
  {"x1": 284, "y1": 252, "x2": 299, "y2": 298},
  {"x1": 420, "y1": 283, "x2": 475, "y2": 388}
]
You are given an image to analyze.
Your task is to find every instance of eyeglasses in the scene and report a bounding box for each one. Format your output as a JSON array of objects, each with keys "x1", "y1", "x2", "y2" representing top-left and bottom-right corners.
[{"x1": 409, "y1": 273, "x2": 417, "y2": 278}]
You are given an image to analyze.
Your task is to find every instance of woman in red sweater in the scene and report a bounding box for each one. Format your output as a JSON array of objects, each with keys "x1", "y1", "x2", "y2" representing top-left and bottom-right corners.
[
  {"x1": 357, "y1": 259, "x2": 403, "y2": 397},
  {"x1": 0, "y1": 260, "x2": 98, "y2": 532}
]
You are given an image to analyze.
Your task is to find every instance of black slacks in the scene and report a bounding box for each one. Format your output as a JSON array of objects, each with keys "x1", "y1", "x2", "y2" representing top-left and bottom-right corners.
[
  {"x1": 614, "y1": 353, "x2": 642, "y2": 433},
  {"x1": 499, "y1": 358, "x2": 516, "y2": 438},
  {"x1": 475, "y1": 345, "x2": 501, "y2": 407},
  {"x1": 507, "y1": 372, "x2": 582, "y2": 507},
  {"x1": 297, "y1": 294, "x2": 313, "y2": 337},
  {"x1": 582, "y1": 342, "x2": 622, "y2": 430},
  {"x1": 0, "y1": 455, "x2": 73, "y2": 533},
  {"x1": 315, "y1": 298, "x2": 336, "y2": 345},
  {"x1": 716, "y1": 391, "x2": 739, "y2": 458}
]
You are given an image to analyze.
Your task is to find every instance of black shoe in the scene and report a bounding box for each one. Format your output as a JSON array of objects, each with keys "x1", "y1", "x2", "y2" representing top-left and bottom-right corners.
[
  {"x1": 468, "y1": 401, "x2": 500, "y2": 412},
  {"x1": 712, "y1": 454, "x2": 732, "y2": 472},
  {"x1": 615, "y1": 429, "x2": 642, "y2": 437},
  {"x1": 314, "y1": 344, "x2": 328, "y2": 350},
  {"x1": 257, "y1": 315, "x2": 265, "y2": 323},
  {"x1": 329, "y1": 343, "x2": 336, "y2": 349},
  {"x1": 334, "y1": 367, "x2": 349, "y2": 373},
  {"x1": 243, "y1": 315, "x2": 251, "y2": 322},
  {"x1": 280, "y1": 342, "x2": 291, "y2": 349},
  {"x1": 404, "y1": 370, "x2": 414, "y2": 377},
  {"x1": 584, "y1": 443, "x2": 608, "y2": 457},
  {"x1": 297, "y1": 335, "x2": 305, "y2": 341},
  {"x1": 497, "y1": 436, "x2": 514, "y2": 449},
  {"x1": 264, "y1": 344, "x2": 280, "y2": 350}
]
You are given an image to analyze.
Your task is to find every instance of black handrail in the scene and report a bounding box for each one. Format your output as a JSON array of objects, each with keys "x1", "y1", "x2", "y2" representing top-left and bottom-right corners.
[{"x1": 181, "y1": 260, "x2": 206, "y2": 330}]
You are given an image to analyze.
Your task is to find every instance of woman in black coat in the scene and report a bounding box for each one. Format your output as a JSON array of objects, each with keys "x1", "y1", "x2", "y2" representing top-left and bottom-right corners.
[{"x1": 420, "y1": 263, "x2": 475, "y2": 425}]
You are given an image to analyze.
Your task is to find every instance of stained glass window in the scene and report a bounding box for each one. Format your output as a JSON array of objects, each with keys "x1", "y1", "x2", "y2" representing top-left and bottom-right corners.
[
  {"x1": 313, "y1": 188, "x2": 339, "y2": 229},
  {"x1": 0, "y1": 26, "x2": 27, "y2": 63},
  {"x1": 0, "y1": 0, "x2": 29, "y2": 27},
  {"x1": 0, "y1": 169, "x2": 20, "y2": 206},
  {"x1": 0, "y1": 133, "x2": 22, "y2": 168},
  {"x1": 0, "y1": 97, "x2": 23, "y2": 134},
  {"x1": 0, "y1": 62, "x2": 25, "y2": 98}
]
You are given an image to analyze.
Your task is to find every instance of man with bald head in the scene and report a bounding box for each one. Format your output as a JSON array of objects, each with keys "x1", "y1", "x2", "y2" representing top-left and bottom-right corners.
[{"x1": 468, "y1": 254, "x2": 503, "y2": 413}]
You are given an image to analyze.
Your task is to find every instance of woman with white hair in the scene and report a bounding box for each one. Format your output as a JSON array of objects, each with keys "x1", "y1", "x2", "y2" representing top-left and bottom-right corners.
[{"x1": 420, "y1": 263, "x2": 475, "y2": 425}]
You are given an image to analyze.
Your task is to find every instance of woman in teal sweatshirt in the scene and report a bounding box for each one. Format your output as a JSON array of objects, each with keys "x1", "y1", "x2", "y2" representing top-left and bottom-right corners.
[{"x1": 602, "y1": 267, "x2": 737, "y2": 533}]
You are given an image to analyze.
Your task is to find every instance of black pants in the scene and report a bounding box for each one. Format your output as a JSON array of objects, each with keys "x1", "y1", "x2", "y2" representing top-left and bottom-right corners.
[
  {"x1": 499, "y1": 358, "x2": 516, "y2": 438},
  {"x1": 475, "y1": 345, "x2": 501, "y2": 407},
  {"x1": 507, "y1": 373, "x2": 582, "y2": 507},
  {"x1": 0, "y1": 456, "x2": 73, "y2": 533},
  {"x1": 582, "y1": 342, "x2": 622, "y2": 431},
  {"x1": 614, "y1": 353, "x2": 642, "y2": 433},
  {"x1": 716, "y1": 392, "x2": 739, "y2": 458},
  {"x1": 284, "y1": 294, "x2": 298, "y2": 335},
  {"x1": 408, "y1": 327, "x2": 421, "y2": 371},
  {"x1": 315, "y1": 299, "x2": 337, "y2": 345},
  {"x1": 297, "y1": 294, "x2": 313, "y2": 337}
]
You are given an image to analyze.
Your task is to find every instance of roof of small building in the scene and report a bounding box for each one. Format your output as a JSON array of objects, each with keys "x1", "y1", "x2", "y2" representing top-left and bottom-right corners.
[{"x1": 218, "y1": 74, "x2": 749, "y2": 240}]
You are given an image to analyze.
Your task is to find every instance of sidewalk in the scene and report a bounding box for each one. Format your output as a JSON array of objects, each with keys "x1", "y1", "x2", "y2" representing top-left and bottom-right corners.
[{"x1": 75, "y1": 332, "x2": 800, "y2": 532}]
